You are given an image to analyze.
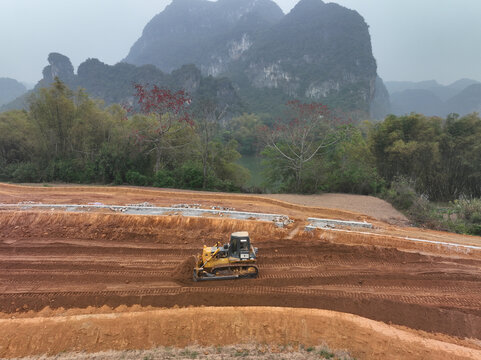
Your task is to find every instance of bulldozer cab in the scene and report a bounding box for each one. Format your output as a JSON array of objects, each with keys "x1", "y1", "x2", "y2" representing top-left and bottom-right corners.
[{"x1": 229, "y1": 231, "x2": 250, "y2": 260}]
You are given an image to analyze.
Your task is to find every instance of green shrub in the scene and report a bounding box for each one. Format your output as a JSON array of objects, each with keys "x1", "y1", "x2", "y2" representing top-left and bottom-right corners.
[
  {"x1": 11, "y1": 162, "x2": 38, "y2": 182},
  {"x1": 152, "y1": 169, "x2": 175, "y2": 188},
  {"x1": 318, "y1": 348, "x2": 335, "y2": 358},
  {"x1": 125, "y1": 170, "x2": 149, "y2": 186},
  {"x1": 176, "y1": 162, "x2": 204, "y2": 189},
  {"x1": 47, "y1": 160, "x2": 77, "y2": 183},
  {"x1": 469, "y1": 224, "x2": 481, "y2": 236},
  {"x1": 451, "y1": 198, "x2": 481, "y2": 235},
  {"x1": 0, "y1": 163, "x2": 17, "y2": 181},
  {"x1": 113, "y1": 171, "x2": 123, "y2": 185},
  {"x1": 453, "y1": 198, "x2": 481, "y2": 222},
  {"x1": 76, "y1": 161, "x2": 96, "y2": 183},
  {"x1": 383, "y1": 177, "x2": 417, "y2": 210}
]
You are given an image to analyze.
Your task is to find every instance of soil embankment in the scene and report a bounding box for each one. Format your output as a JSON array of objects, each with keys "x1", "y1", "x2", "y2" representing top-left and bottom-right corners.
[{"x1": 1, "y1": 306, "x2": 480, "y2": 359}]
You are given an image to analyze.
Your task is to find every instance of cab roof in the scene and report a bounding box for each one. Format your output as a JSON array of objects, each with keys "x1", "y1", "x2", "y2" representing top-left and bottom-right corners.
[{"x1": 231, "y1": 231, "x2": 249, "y2": 238}]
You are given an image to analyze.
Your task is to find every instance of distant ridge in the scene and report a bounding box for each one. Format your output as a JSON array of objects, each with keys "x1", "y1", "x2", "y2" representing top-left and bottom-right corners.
[
  {"x1": 0, "y1": 78, "x2": 27, "y2": 107},
  {"x1": 386, "y1": 79, "x2": 481, "y2": 116},
  {"x1": 1, "y1": 53, "x2": 243, "y2": 115}
]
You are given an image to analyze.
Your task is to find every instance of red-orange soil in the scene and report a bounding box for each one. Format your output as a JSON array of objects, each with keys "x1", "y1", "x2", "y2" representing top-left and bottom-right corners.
[
  {"x1": 2, "y1": 306, "x2": 481, "y2": 360},
  {"x1": 1, "y1": 184, "x2": 481, "y2": 359}
]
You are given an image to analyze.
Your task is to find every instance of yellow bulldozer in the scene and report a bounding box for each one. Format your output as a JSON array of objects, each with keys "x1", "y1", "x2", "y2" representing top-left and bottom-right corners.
[{"x1": 193, "y1": 231, "x2": 258, "y2": 281}]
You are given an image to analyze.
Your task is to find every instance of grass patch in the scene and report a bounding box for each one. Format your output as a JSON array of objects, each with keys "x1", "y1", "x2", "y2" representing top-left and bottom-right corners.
[
  {"x1": 179, "y1": 349, "x2": 199, "y2": 358},
  {"x1": 30, "y1": 344, "x2": 356, "y2": 359},
  {"x1": 319, "y1": 348, "x2": 335, "y2": 358}
]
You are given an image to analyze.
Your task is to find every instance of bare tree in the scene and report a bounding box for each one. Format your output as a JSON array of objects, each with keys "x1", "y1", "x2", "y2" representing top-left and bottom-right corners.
[
  {"x1": 263, "y1": 100, "x2": 349, "y2": 192},
  {"x1": 194, "y1": 98, "x2": 227, "y2": 189}
]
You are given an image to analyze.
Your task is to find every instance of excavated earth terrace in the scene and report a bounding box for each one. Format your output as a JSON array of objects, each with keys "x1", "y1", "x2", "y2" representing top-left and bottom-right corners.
[{"x1": 0, "y1": 184, "x2": 481, "y2": 359}]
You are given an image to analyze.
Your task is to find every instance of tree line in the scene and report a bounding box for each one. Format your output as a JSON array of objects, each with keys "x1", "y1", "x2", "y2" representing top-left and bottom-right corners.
[
  {"x1": 1, "y1": 78, "x2": 480, "y2": 204},
  {"x1": 0, "y1": 78, "x2": 247, "y2": 191},
  {"x1": 372, "y1": 113, "x2": 481, "y2": 201}
]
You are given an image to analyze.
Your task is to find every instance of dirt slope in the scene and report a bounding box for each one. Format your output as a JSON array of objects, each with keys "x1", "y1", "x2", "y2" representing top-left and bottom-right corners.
[
  {"x1": 1, "y1": 306, "x2": 480, "y2": 359},
  {"x1": 266, "y1": 193, "x2": 409, "y2": 225},
  {"x1": 0, "y1": 183, "x2": 395, "y2": 223}
]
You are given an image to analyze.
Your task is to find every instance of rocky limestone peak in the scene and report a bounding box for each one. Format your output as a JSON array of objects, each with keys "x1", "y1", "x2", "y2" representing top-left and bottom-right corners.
[
  {"x1": 41, "y1": 53, "x2": 75, "y2": 85},
  {"x1": 124, "y1": 0, "x2": 283, "y2": 73},
  {"x1": 291, "y1": 0, "x2": 325, "y2": 11},
  {"x1": 163, "y1": 0, "x2": 282, "y2": 23},
  {"x1": 217, "y1": 0, "x2": 285, "y2": 21}
]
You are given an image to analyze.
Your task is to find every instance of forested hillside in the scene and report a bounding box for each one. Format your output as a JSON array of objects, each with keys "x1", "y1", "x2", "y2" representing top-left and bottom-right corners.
[{"x1": 1, "y1": 53, "x2": 243, "y2": 117}]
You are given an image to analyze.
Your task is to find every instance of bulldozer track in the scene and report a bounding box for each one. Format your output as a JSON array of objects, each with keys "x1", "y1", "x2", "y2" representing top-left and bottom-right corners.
[
  {"x1": 0, "y1": 248, "x2": 197, "y2": 257},
  {"x1": 1, "y1": 238, "x2": 201, "y2": 250},
  {"x1": 0, "y1": 258, "x2": 180, "y2": 265},
  {"x1": 2, "y1": 269, "x2": 173, "y2": 277},
  {"x1": 3, "y1": 272, "x2": 478, "y2": 298},
  {"x1": 2, "y1": 286, "x2": 479, "y2": 309}
]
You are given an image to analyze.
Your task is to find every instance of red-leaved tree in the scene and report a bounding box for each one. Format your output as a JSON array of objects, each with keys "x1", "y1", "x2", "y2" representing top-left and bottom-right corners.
[{"x1": 132, "y1": 84, "x2": 192, "y2": 172}]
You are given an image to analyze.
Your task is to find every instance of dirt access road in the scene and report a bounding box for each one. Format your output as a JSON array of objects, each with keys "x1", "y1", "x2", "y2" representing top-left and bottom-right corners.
[{"x1": 0, "y1": 184, "x2": 480, "y2": 358}]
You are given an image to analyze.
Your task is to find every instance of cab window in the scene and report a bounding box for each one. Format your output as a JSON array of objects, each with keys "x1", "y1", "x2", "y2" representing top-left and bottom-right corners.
[{"x1": 240, "y1": 239, "x2": 248, "y2": 250}]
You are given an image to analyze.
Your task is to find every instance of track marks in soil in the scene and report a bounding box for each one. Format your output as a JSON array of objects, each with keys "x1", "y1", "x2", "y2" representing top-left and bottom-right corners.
[{"x1": 1, "y1": 211, "x2": 481, "y2": 339}]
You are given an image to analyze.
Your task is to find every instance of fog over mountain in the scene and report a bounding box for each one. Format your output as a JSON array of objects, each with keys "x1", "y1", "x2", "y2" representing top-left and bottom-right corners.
[
  {"x1": 1, "y1": 0, "x2": 481, "y2": 85},
  {"x1": 2, "y1": 0, "x2": 388, "y2": 119}
]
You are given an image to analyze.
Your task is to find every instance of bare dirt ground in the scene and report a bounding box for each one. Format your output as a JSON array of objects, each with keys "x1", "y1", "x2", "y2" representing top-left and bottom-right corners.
[
  {"x1": 266, "y1": 193, "x2": 409, "y2": 225},
  {"x1": 0, "y1": 183, "x2": 401, "y2": 223},
  {"x1": 1, "y1": 183, "x2": 479, "y2": 247},
  {"x1": 1, "y1": 184, "x2": 481, "y2": 359}
]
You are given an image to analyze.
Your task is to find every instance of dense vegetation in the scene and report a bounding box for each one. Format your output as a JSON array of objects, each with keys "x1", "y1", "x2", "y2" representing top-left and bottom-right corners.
[
  {"x1": 371, "y1": 113, "x2": 481, "y2": 235},
  {"x1": 0, "y1": 79, "x2": 247, "y2": 191},
  {"x1": 1, "y1": 80, "x2": 480, "y2": 234},
  {"x1": 372, "y1": 113, "x2": 481, "y2": 201}
]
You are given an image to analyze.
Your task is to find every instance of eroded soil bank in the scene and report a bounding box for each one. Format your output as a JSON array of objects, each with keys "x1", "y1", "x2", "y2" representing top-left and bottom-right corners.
[{"x1": 1, "y1": 306, "x2": 480, "y2": 360}]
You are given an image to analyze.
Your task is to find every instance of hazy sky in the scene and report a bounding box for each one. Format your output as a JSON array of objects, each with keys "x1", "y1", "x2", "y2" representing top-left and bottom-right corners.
[{"x1": 1, "y1": 0, "x2": 480, "y2": 85}]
